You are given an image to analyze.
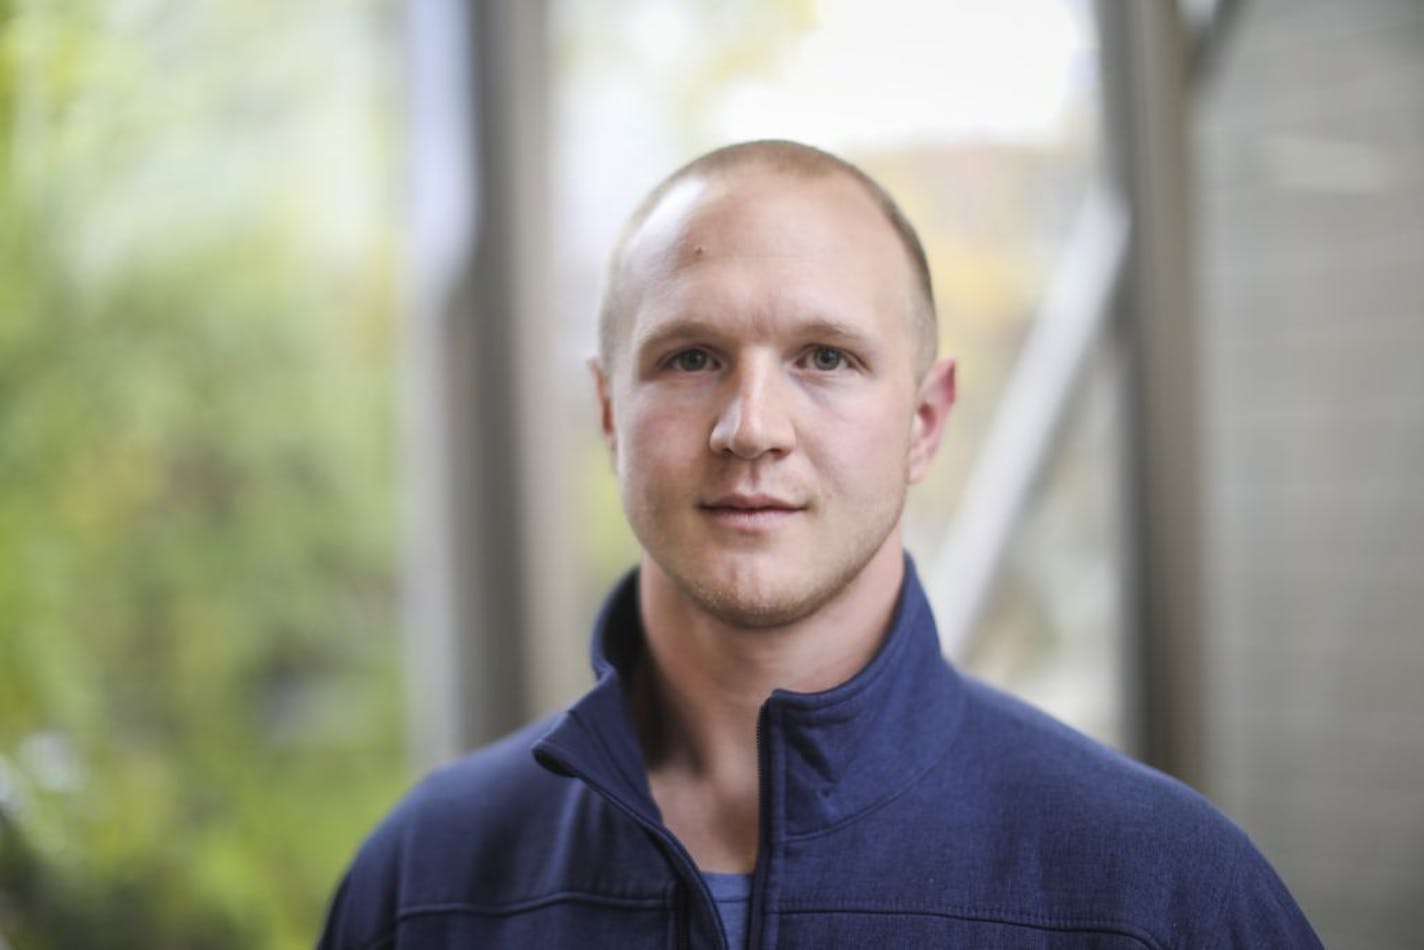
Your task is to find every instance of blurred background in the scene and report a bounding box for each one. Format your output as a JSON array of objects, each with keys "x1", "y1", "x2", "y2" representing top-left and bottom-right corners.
[{"x1": 0, "y1": 0, "x2": 1420, "y2": 947}]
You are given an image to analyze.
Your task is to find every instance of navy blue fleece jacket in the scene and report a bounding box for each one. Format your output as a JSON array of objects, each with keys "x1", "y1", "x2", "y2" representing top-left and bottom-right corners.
[{"x1": 319, "y1": 560, "x2": 1320, "y2": 948}]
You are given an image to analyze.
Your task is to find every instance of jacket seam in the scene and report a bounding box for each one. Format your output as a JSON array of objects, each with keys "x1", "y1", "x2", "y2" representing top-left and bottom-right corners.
[
  {"x1": 394, "y1": 889, "x2": 671, "y2": 921},
  {"x1": 776, "y1": 903, "x2": 1162, "y2": 948}
]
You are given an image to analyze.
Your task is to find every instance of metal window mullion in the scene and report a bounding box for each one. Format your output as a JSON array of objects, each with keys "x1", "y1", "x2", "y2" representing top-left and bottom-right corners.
[
  {"x1": 403, "y1": 0, "x2": 556, "y2": 772},
  {"x1": 1096, "y1": 0, "x2": 1204, "y2": 786}
]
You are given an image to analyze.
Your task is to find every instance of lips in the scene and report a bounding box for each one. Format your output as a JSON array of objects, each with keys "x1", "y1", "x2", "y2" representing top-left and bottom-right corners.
[
  {"x1": 698, "y1": 493, "x2": 805, "y2": 530},
  {"x1": 702, "y1": 492, "x2": 801, "y2": 512}
]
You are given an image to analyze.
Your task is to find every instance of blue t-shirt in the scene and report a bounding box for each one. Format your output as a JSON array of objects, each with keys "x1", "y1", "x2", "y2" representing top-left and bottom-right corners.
[{"x1": 701, "y1": 872, "x2": 752, "y2": 949}]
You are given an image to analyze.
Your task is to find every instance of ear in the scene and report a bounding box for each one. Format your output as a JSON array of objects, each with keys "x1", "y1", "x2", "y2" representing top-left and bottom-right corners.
[
  {"x1": 907, "y1": 357, "x2": 956, "y2": 484},
  {"x1": 588, "y1": 355, "x2": 617, "y2": 460}
]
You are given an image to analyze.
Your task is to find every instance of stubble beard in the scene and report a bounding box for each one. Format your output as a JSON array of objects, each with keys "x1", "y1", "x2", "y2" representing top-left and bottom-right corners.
[
  {"x1": 642, "y1": 497, "x2": 904, "y2": 630},
  {"x1": 673, "y1": 554, "x2": 871, "y2": 629}
]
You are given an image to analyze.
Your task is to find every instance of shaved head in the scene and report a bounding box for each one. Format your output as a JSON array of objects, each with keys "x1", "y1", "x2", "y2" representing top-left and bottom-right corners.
[{"x1": 598, "y1": 140, "x2": 939, "y2": 378}]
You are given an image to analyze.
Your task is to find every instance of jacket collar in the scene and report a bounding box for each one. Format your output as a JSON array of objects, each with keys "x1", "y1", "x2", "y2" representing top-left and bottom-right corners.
[{"x1": 531, "y1": 555, "x2": 966, "y2": 839}]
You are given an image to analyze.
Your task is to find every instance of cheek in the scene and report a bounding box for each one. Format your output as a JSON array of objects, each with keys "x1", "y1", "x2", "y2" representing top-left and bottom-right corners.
[
  {"x1": 817, "y1": 394, "x2": 915, "y2": 486},
  {"x1": 615, "y1": 394, "x2": 707, "y2": 494}
]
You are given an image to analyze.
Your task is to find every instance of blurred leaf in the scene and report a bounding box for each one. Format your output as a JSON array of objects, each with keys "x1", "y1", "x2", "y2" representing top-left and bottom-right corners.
[{"x1": 0, "y1": 1, "x2": 406, "y2": 947}]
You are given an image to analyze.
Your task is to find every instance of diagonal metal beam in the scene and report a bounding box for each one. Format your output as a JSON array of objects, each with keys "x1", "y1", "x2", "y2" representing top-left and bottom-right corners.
[
  {"x1": 928, "y1": 0, "x2": 1244, "y2": 739},
  {"x1": 929, "y1": 186, "x2": 1128, "y2": 658}
]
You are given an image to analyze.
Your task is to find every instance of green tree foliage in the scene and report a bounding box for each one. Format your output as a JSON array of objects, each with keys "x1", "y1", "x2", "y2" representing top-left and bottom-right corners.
[{"x1": 0, "y1": 1, "x2": 407, "y2": 946}]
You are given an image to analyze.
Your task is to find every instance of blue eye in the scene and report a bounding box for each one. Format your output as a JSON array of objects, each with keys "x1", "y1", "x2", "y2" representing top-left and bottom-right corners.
[
  {"x1": 809, "y1": 346, "x2": 847, "y2": 371},
  {"x1": 671, "y1": 349, "x2": 713, "y2": 372}
]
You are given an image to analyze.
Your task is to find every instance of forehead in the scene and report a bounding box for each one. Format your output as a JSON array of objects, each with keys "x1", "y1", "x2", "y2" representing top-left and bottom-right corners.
[
  {"x1": 627, "y1": 169, "x2": 903, "y2": 276},
  {"x1": 618, "y1": 169, "x2": 915, "y2": 343}
]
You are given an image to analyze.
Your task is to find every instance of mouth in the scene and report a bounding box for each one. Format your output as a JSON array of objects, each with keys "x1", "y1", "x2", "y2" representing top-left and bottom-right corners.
[{"x1": 698, "y1": 494, "x2": 805, "y2": 530}]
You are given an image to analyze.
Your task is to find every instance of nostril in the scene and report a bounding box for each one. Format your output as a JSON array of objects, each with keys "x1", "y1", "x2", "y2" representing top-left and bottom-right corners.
[{"x1": 707, "y1": 369, "x2": 796, "y2": 459}]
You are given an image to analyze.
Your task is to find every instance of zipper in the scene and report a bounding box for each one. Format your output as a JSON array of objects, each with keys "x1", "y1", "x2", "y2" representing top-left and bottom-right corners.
[
  {"x1": 539, "y1": 750, "x2": 729, "y2": 950},
  {"x1": 746, "y1": 702, "x2": 775, "y2": 950},
  {"x1": 675, "y1": 879, "x2": 689, "y2": 950}
]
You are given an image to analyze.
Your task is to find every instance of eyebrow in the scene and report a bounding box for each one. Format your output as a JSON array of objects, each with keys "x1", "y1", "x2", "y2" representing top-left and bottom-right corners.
[{"x1": 632, "y1": 315, "x2": 882, "y2": 360}]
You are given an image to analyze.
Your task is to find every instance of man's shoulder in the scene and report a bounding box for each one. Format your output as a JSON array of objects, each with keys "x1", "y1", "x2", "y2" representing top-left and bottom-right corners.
[
  {"x1": 955, "y1": 675, "x2": 1240, "y2": 850},
  {"x1": 351, "y1": 714, "x2": 565, "y2": 867},
  {"x1": 318, "y1": 715, "x2": 570, "y2": 947},
  {"x1": 928, "y1": 675, "x2": 1319, "y2": 946}
]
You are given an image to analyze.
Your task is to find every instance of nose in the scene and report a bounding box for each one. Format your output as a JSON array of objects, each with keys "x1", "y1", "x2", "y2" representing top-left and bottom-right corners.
[{"x1": 708, "y1": 357, "x2": 796, "y2": 460}]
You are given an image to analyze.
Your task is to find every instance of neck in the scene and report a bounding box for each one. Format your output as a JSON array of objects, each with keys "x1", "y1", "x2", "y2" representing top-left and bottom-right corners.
[{"x1": 631, "y1": 536, "x2": 905, "y2": 871}]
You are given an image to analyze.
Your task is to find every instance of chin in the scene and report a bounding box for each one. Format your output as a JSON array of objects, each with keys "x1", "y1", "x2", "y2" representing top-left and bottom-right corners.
[
  {"x1": 699, "y1": 589, "x2": 820, "y2": 629},
  {"x1": 676, "y1": 557, "x2": 848, "y2": 630}
]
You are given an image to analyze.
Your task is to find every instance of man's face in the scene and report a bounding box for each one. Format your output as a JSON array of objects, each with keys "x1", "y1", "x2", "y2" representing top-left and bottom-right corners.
[{"x1": 596, "y1": 169, "x2": 950, "y2": 628}]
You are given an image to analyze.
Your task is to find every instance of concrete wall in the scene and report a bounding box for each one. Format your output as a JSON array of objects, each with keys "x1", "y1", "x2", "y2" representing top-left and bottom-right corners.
[{"x1": 1198, "y1": 1, "x2": 1424, "y2": 945}]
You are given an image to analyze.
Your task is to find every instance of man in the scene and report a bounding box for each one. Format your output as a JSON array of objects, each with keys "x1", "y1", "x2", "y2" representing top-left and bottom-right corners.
[{"x1": 320, "y1": 140, "x2": 1319, "y2": 948}]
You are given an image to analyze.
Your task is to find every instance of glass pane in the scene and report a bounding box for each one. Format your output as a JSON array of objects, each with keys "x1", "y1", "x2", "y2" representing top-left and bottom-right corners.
[{"x1": 968, "y1": 350, "x2": 1127, "y2": 749}]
